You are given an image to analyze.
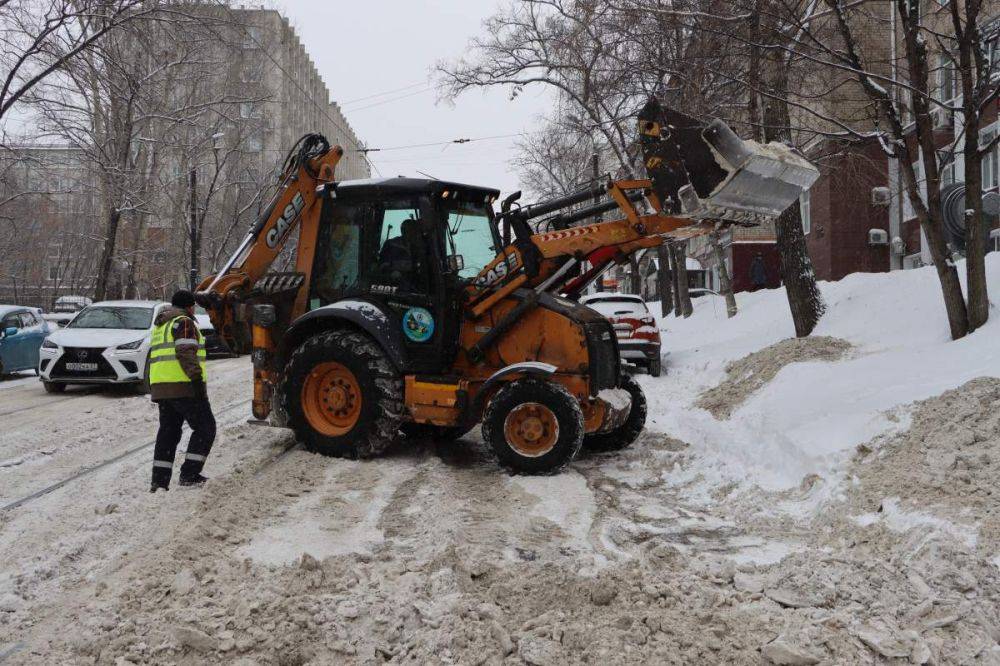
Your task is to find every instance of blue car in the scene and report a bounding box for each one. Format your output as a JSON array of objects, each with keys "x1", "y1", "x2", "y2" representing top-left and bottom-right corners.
[{"x1": 0, "y1": 305, "x2": 51, "y2": 376}]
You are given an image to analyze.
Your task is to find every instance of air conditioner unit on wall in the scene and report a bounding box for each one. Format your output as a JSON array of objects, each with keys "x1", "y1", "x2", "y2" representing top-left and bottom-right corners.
[
  {"x1": 871, "y1": 187, "x2": 890, "y2": 206},
  {"x1": 869, "y1": 228, "x2": 889, "y2": 246}
]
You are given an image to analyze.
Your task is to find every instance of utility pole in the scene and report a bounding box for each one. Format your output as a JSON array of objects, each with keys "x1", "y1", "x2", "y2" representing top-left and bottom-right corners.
[
  {"x1": 188, "y1": 165, "x2": 198, "y2": 291},
  {"x1": 592, "y1": 151, "x2": 604, "y2": 292}
]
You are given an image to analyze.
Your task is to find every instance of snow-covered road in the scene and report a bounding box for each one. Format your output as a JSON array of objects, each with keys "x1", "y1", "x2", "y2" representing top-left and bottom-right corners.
[{"x1": 1, "y1": 259, "x2": 999, "y2": 664}]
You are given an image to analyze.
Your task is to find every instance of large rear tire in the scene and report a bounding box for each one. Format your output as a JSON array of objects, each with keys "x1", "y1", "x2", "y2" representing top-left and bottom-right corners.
[
  {"x1": 583, "y1": 374, "x2": 647, "y2": 452},
  {"x1": 280, "y1": 329, "x2": 403, "y2": 458},
  {"x1": 482, "y1": 379, "x2": 584, "y2": 475}
]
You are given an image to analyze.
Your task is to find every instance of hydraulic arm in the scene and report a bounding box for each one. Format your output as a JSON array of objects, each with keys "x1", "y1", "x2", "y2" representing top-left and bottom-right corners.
[{"x1": 196, "y1": 134, "x2": 341, "y2": 351}]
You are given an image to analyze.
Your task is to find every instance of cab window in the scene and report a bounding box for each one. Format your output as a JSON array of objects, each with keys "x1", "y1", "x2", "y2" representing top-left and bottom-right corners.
[
  {"x1": 445, "y1": 202, "x2": 497, "y2": 281},
  {"x1": 371, "y1": 202, "x2": 431, "y2": 294},
  {"x1": 311, "y1": 203, "x2": 363, "y2": 305}
]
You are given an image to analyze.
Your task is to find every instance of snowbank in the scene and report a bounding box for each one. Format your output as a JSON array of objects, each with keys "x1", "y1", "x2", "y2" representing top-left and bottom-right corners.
[{"x1": 642, "y1": 254, "x2": 1000, "y2": 495}]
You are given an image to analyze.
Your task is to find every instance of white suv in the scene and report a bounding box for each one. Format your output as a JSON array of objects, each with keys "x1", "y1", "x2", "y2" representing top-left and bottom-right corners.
[{"x1": 39, "y1": 300, "x2": 168, "y2": 393}]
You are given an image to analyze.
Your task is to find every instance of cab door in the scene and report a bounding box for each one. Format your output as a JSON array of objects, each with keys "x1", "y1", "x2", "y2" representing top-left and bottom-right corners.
[{"x1": 364, "y1": 197, "x2": 448, "y2": 374}]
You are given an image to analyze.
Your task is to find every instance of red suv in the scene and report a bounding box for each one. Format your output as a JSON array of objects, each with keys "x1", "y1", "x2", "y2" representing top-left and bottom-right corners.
[{"x1": 580, "y1": 293, "x2": 662, "y2": 376}]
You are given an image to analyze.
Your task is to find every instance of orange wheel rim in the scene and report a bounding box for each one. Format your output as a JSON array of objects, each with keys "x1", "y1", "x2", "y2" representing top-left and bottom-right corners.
[
  {"x1": 301, "y1": 361, "x2": 362, "y2": 436},
  {"x1": 503, "y1": 402, "x2": 559, "y2": 457}
]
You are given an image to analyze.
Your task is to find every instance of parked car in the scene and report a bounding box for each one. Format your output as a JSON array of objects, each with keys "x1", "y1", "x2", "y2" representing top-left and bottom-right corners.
[
  {"x1": 579, "y1": 293, "x2": 662, "y2": 376},
  {"x1": 194, "y1": 306, "x2": 235, "y2": 358},
  {"x1": 39, "y1": 300, "x2": 168, "y2": 393},
  {"x1": 0, "y1": 305, "x2": 52, "y2": 376},
  {"x1": 44, "y1": 295, "x2": 93, "y2": 327}
]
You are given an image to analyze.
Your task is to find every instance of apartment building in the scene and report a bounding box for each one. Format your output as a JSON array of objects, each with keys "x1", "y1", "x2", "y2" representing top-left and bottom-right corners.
[{"x1": 0, "y1": 6, "x2": 370, "y2": 306}]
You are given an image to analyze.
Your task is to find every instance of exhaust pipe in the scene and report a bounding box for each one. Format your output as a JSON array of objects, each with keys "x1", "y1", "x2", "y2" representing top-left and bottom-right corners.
[{"x1": 638, "y1": 98, "x2": 819, "y2": 222}]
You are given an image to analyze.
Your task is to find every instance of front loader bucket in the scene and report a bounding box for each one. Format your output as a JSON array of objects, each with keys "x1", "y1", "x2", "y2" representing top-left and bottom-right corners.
[{"x1": 638, "y1": 98, "x2": 818, "y2": 223}]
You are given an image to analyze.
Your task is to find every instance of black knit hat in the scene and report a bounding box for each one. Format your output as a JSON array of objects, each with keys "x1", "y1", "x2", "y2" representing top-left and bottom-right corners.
[{"x1": 171, "y1": 289, "x2": 196, "y2": 309}]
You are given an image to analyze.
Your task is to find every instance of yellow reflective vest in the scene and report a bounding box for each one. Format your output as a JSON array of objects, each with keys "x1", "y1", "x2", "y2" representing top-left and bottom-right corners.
[{"x1": 149, "y1": 316, "x2": 207, "y2": 385}]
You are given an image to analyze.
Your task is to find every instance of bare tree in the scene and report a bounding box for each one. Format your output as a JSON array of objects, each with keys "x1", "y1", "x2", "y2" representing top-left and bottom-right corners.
[
  {"x1": 440, "y1": 0, "x2": 824, "y2": 329},
  {"x1": 708, "y1": 228, "x2": 737, "y2": 318},
  {"x1": 0, "y1": 0, "x2": 153, "y2": 123}
]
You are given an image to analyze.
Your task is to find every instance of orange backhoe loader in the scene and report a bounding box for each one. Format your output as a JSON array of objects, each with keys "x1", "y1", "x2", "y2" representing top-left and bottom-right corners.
[{"x1": 197, "y1": 100, "x2": 818, "y2": 473}]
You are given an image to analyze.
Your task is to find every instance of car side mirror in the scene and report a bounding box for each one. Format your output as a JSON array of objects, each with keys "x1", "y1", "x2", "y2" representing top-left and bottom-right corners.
[
  {"x1": 3, "y1": 327, "x2": 17, "y2": 338},
  {"x1": 447, "y1": 254, "x2": 464, "y2": 273}
]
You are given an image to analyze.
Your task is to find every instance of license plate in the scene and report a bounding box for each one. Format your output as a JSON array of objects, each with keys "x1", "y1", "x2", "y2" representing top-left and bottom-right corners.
[{"x1": 65, "y1": 362, "x2": 98, "y2": 371}]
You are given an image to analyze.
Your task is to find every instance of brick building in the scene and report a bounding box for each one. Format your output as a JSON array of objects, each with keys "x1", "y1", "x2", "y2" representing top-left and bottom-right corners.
[{"x1": 802, "y1": 137, "x2": 892, "y2": 281}]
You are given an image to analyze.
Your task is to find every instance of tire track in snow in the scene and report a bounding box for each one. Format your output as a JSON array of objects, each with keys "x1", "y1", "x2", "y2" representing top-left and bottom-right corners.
[{"x1": 1, "y1": 398, "x2": 254, "y2": 512}]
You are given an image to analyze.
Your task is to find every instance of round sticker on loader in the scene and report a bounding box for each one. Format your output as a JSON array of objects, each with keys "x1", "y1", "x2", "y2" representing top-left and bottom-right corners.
[{"x1": 402, "y1": 307, "x2": 434, "y2": 342}]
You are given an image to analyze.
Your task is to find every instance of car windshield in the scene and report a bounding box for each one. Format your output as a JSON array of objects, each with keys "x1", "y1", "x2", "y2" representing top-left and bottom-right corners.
[
  {"x1": 69, "y1": 306, "x2": 154, "y2": 330},
  {"x1": 585, "y1": 298, "x2": 649, "y2": 318}
]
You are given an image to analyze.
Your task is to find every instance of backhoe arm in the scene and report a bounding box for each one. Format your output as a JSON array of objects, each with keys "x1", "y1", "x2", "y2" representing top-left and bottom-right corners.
[{"x1": 195, "y1": 135, "x2": 342, "y2": 351}]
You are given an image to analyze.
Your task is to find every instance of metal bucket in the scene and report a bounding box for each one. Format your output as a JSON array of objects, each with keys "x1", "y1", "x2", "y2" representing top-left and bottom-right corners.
[{"x1": 638, "y1": 98, "x2": 819, "y2": 223}]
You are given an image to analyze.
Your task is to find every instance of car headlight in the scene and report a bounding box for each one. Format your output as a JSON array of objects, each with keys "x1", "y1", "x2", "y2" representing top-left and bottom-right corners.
[
  {"x1": 116, "y1": 339, "x2": 144, "y2": 350},
  {"x1": 42, "y1": 339, "x2": 58, "y2": 349}
]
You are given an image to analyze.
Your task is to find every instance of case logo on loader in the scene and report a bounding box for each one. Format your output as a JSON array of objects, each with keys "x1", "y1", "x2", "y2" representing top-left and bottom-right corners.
[
  {"x1": 265, "y1": 192, "x2": 306, "y2": 249},
  {"x1": 475, "y1": 254, "x2": 519, "y2": 288}
]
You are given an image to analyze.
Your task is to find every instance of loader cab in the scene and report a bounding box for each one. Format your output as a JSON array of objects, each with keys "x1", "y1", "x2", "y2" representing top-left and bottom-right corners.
[{"x1": 310, "y1": 177, "x2": 501, "y2": 374}]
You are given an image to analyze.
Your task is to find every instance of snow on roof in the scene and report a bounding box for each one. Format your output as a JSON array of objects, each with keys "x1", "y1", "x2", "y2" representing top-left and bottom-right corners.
[
  {"x1": 89, "y1": 300, "x2": 167, "y2": 308},
  {"x1": 0, "y1": 304, "x2": 30, "y2": 317},
  {"x1": 649, "y1": 257, "x2": 703, "y2": 271}
]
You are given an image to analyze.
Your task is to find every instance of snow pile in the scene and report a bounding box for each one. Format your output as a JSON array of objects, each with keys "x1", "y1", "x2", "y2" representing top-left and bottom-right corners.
[
  {"x1": 642, "y1": 254, "x2": 1000, "y2": 494},
  {"x1": 695, "y1": 336, "x2": 852, "y2": 419}
]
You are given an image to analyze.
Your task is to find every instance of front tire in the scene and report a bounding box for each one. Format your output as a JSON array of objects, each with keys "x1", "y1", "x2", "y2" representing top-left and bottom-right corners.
[
  {"x1": 648, "y1": 357, "x2": 662, "y2": 377},
  {"x1": 583, "y1": 374, "x2": 647, "y2": 452},
  {"x1": 482, "y1": 379, "x2": 584, "y2": 475},
  {"x1": 280, "y1": 329, "x2": 403, "y2": 458},
  {"x1": 43, "y1": 381, "x2": 66, "y2": 394}
]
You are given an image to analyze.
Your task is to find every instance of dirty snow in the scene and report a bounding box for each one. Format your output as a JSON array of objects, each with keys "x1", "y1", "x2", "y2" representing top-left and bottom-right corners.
[{"x1": 1, "y1": 257, "x2": 999, "y2": 664}]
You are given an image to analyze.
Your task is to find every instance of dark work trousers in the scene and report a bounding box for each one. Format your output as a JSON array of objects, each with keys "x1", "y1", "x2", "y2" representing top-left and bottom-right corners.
[{"x1": 152, "y1": 397, "x2": 217, "y2": 486}]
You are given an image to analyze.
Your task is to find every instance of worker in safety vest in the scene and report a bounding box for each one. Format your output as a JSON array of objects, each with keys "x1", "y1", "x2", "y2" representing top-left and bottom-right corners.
[{"x1": 149, "y1": 290, "x2": 215, "y2": 492}]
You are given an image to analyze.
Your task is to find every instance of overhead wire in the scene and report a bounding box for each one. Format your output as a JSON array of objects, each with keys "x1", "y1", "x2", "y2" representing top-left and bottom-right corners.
[{"x1": 338, "y1": 81, "x2": 430, "y2": 105}]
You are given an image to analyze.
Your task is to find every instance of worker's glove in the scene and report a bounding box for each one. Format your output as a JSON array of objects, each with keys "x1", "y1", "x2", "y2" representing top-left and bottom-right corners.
[{"x1": 191, "y1": 379, "x2": 208, "y2": 400}]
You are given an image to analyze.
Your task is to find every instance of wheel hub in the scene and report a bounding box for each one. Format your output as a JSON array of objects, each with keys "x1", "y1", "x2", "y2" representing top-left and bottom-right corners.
[
  {"x1": 504, "y1": 402, "x2": 559, "y2": 457},
  {"x1": 301, "y1": 361, "x2": 362, "y2": 436}
]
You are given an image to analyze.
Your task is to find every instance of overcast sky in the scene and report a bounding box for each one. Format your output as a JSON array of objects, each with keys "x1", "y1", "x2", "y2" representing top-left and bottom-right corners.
[{"x1": 275, "y1": 0, "x2": 553, "y2": 197}]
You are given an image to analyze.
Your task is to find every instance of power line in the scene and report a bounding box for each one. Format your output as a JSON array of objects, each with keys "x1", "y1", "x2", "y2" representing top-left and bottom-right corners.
[
  {"x1": 338, "y1": 81, "x2": 431, "y2": 105},
  {"x1": 360, "y1": 132, "x2": 527, "y2": 155},
  {"x1": 343, "y1": 86, "x2": 437, "y2": 112}
]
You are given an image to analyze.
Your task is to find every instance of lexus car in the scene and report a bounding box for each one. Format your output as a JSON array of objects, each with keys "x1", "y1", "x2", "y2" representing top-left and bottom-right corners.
[
  {"x1": 38, "y1": 300, "x2": 168, "y2": 393},
  {"x1": 580, "y1": 293, "x2": 663, "y2": 377}
]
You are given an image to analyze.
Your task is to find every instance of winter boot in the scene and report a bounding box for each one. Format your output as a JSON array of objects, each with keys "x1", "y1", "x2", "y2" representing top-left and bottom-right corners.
[{"x1": 178, "y1": 474, "x2": 209, "y2": 487}]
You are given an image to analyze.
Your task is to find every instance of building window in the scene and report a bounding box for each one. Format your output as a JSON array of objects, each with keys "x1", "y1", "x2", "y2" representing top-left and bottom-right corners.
[
  {"x1": 982, "y1": 125, "x2": 999, "y2": 190},
  {"x1": 48, "y1": 265, "x2": 59, "y2": 281},
  {"x1": 937, "y1": 149, "x2": 956, "y2": 186},
  {"x1": 799, "y1": 191, "x2": 811, "y2": 235},
  {"x1": 242, "y1": 26, "x2": 261, "y2": 50}
]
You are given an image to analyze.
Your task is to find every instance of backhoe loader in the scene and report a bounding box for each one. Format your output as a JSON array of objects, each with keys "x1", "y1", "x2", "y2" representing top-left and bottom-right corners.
[{"x1": 197, "y1": 99, "x2": 818, "y2": 474}]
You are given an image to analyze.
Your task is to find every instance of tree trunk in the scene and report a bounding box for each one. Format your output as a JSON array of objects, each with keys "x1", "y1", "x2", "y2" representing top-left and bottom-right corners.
[
  {"x1": 774, "y1": 205, "x2": 824, "y2": 336},
  {"x1": 708, "y1": 230, "x2": 737, "y2": 318},
  {"x1": 964, "y1": 140, "x2": 989, "y2": 331},
  {"x1": 656, "y1": 244, "x2": 672, "y2": 317},
  {"x1": 673, "y1": 241, "x2": 693, "y2": 317},
  {"x1": 762, "y1": 55, "x2": 824, "y2": 336},
  {"x1": 668, "y1": 243, "x2": 681, "y2": 315},
  {"x1": 628, "y1": 255, "x2": 641, "y2": 294},
  {"x1": 94, "y1": 205, "x2": 121, "y2": 301},
  {"x1": 189, "y1": 166, "x2": 199, "y2": 290}
]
